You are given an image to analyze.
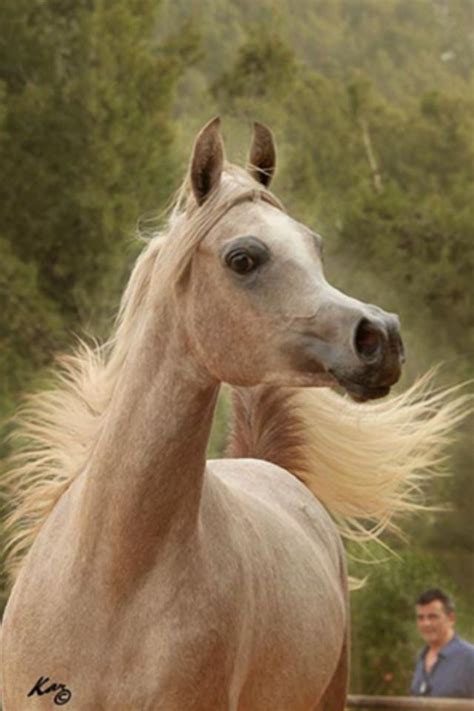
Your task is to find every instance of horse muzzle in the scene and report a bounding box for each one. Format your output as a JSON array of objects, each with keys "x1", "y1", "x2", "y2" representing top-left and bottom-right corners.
[
  {"x1": 290, "y1": 304, "x2": 405, "y2": 401},
  {"x1": 333, "y1": 309, "x2": 405, "y2": 401}
]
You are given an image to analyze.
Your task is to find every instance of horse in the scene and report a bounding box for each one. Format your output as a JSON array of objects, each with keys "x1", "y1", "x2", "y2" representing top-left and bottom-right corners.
[{"x1": 1, "y1": 118, "x2": 466, "y2": 710}]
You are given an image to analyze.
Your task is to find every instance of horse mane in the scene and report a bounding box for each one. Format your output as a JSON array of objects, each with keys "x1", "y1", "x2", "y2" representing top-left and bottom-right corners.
[
  {"x1": 2, "y1": 163, "x2": 277, "y2": 581},
  {"x1": 226, "y1": 379, "x2": 470, "y2": 544}
]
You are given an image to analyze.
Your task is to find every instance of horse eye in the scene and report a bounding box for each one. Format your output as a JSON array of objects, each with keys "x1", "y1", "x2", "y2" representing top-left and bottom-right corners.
[
  {"x1": 226, "y1": 251, "x2": 257, "y2": 275},
  {"x1": 222, "y1": 237, "x2": 270, "y2": 275}
]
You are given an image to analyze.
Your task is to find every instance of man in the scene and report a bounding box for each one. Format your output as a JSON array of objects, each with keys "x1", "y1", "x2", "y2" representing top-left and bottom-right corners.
[{"x1": 411, "y1": 588, "x2": 474, "y2": 698}]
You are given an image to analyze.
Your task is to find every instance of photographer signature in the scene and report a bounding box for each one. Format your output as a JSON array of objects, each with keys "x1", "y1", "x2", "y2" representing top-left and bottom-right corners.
[{"x1": 27, "y1": 676, "x2": 72, "y2": 706}]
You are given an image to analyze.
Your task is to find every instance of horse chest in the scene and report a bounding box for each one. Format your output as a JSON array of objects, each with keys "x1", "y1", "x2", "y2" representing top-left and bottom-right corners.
[{"x1": 3, "y1": 577, "x2": 240, "y2": 711}]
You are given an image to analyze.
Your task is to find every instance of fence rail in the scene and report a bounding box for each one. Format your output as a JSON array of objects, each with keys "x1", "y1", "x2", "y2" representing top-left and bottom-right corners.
[{"x1": 347, "y1": 696, "x2": 474, "y2": 710}]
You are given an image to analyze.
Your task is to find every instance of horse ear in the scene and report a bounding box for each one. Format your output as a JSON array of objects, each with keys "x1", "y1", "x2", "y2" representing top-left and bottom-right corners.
[
  {"x1": 190, "y1": 116, "x2": 224, "y2": 206},
  {"x1": 248, "y1": 122, "x2": 276, "y2": 187}
]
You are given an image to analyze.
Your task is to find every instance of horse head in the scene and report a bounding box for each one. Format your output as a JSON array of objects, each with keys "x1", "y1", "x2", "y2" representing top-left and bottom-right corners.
[{"x1": 174, "y1": 117, "x2": 404, "y2": 401}]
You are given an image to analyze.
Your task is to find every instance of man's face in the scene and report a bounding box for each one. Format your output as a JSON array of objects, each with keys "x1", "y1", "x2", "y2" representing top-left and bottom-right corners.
[{"x1": 416, "y1": 600, "x2": 455, "y2": 648}]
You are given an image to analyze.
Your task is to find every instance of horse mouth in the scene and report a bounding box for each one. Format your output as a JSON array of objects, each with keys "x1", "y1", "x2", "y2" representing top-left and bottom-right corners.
[{"x1": 334, "y1": 375, "x2": 391, "y2": 402}]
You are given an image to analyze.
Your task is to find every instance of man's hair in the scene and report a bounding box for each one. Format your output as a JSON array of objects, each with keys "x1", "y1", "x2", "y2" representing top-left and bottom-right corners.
[{"x1": 416, "y1": 588, "x2": 455, "y2": 614}]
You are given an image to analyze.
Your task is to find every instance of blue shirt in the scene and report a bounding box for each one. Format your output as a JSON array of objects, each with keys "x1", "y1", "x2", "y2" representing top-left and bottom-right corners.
[{"x1": 411, "y1": 634, "x2": 474, "y2": 698}]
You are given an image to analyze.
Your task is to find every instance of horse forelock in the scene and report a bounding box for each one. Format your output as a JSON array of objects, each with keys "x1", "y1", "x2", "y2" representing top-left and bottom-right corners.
[{"x1": 152, "y1": 163, "x2": 284, "y2": 282}]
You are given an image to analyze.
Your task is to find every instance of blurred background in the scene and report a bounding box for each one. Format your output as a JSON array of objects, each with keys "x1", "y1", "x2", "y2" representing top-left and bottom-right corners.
[{"x1": 0, "y1": 0, "x2": 472, "y2": 695}]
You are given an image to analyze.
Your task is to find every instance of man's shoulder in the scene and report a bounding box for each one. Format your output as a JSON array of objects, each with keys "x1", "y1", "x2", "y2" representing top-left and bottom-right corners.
[
  {"x1": 457, "y1": 637, "x2": 474, "y2": 654},
  {"x1": 448, "y1": 635, "x2": 474, "y2": 659}
]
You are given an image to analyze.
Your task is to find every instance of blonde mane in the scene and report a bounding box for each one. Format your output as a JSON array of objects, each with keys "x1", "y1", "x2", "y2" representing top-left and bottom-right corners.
[
  {"x1": 1, "y1": 164, "x2": 281, "y2": 580},
  {"x1": 227, "y1": 379, "x2": 470, "y2": 548}
]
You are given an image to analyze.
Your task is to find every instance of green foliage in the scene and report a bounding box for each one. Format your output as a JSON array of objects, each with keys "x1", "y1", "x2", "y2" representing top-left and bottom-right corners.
[
  {"x1": 212, "y1": 33, "x2": 298, "y2": 109},
  {"x1": 0, "y1": 239, "x2": 63, "y2": 421},
  {"x1": 0, "y1": 0, "x2": 197, "y2": 396}
]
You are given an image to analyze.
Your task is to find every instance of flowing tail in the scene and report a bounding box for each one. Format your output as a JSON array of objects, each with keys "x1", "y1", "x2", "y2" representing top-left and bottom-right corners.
[{"x1": 226, "y1": 374, "x2": 470, "y2": 544}]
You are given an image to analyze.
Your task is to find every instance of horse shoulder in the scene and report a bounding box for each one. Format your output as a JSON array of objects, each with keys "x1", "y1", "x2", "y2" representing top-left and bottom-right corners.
[{"x1": 206, "y1": 457, "x2": 344, "y2": 561}]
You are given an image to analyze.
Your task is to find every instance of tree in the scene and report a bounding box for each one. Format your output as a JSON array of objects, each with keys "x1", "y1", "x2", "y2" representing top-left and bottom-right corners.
[
  {"x1": 0, "y1": 0, "x2": 199, "y2": 324},
  {"x1": 0, "y1": 0, "x2": 198, "y2": 403}
]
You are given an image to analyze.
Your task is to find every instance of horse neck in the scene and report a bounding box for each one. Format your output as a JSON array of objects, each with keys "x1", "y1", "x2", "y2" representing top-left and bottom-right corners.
[{"x1": 79, "y1": 294, "x2": 219, "y2": 582}]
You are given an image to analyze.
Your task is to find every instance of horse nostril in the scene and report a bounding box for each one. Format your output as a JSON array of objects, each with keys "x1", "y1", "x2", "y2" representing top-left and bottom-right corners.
[{"x1": 354, "y1": 318, "x2": 384, "y2": 362}]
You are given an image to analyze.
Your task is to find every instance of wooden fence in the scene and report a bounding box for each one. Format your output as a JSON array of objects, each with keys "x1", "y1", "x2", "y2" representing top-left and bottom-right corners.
[{"x1": 347, "y1": 695, "x2": 474, "y2": 710}]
